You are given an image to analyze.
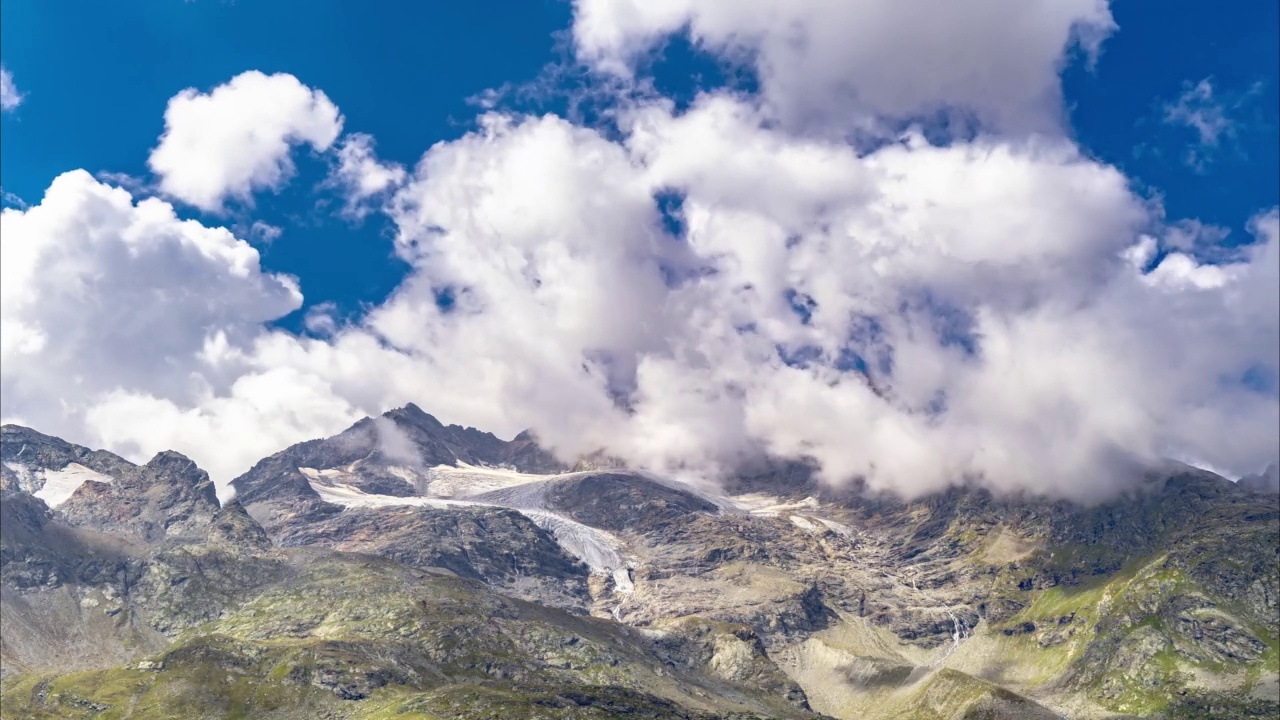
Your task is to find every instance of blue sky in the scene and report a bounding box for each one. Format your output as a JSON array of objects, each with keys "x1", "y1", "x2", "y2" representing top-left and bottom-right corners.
[
  {"x1": 5, "y1": 0, "x2": 1273, "y2": 331},
  {"x1": 1, "y1": 1, "x2": 1277, "y2": 495},
  {"x1": 1, "y1": 0, "x2": 573, "y2": 330}
]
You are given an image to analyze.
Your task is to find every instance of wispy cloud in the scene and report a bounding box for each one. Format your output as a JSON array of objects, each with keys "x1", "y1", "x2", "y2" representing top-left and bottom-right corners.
[
  {"x1": 0, "y1": 65, "x2": 23, "y2": 111},
  {"x1": 1, "y1": 188, "x2": 28, "y2": 209},
  {"x1": 1163, "y1": 78, "x2": 1262, "y2": 171},
  {"x1": 247, "y1": 220, "x2": 282, "y2": 244}
]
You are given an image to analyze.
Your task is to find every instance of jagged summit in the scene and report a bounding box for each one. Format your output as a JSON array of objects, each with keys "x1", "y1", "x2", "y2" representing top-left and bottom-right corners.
[
  {"x1": 381, "y1": 401, "x2": 444, "y2": 427},
  {"x1": 229, "y1": 403, "x2": 567, "y2": 513}
]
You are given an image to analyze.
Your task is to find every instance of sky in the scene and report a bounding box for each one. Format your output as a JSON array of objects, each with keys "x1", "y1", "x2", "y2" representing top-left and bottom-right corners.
[{"x1": 1, "y1": 0, "x2": 1277, "y2": 501}]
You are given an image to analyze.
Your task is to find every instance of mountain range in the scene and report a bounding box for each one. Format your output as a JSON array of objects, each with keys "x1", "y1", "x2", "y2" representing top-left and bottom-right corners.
[{"x1": 1, "y1": 406, "x2": 1277, "y2": 719}]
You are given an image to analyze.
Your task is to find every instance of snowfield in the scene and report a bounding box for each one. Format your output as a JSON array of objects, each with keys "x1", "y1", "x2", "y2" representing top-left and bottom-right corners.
[
  {"x1": 302, "y1": 462, "x2": 854, "y2": 576},
  {"x1": 422, "y1": 463, "x2": 597, "y2": 498},
  {"x1": 305, "y1": 472, "x2": 629, "y2": 579},
  {"x1": 3, "y1": 462, "x2": 114, "y2": 508}
]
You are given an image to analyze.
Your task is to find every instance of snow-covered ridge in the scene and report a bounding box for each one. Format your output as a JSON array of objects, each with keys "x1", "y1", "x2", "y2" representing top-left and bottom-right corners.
[{"x1": 3, "y1": 462, "x2": 113, "y2": 508}]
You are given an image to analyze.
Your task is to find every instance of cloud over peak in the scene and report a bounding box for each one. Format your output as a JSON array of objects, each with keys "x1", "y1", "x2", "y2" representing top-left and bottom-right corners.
[{"x1": 1, "y1": 1, "x2": 1276, "y2": 502}]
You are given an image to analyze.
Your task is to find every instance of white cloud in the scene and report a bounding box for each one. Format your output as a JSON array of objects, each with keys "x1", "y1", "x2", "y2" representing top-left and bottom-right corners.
[
  {"x1": 303, "y1": 302, "x2": 340, "y2": 336},
  {"x1": 1162, "y1": 78, "x2": 1261, "y2": 171},
  {"x1": 571, "y1": 0, "x2": 1117, "y2": 135},
  {"x1": 85, "y1": 368, "x2": 363, "y2": 495},
  {"x1": 361, "y1": 98, "x2": 1276, "y2": 499},
  {"x1": 0, "y1": 170, "x2": 305, "y2": 486},
  {"x1": 148, "y1": 71, "x2": 343, "y2": 213},
  {"x1": 325, "y1": 133, "x2": 407, "y2": 219},
  {"x1": 1164, "y1": 79, "x2": 1231, "y2": 147},
  {"x1": 247, "y1": 220, "x2": 283, "y2": 244},
  {"x1": 0, "y1": 65, "x2": 22, "y2": 111},
  {"x1": 2, "y1": 6, "x2": 1277, "y2": 504}
]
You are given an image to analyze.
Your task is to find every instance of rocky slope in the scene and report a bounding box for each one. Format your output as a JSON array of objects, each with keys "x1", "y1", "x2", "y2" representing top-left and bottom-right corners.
[
  {"x1": 1, "y1": 425, "x2": 220, "y2": 542},
  {"x1": 1, "y1": 413, "x2": 1277, "y2": 720}
]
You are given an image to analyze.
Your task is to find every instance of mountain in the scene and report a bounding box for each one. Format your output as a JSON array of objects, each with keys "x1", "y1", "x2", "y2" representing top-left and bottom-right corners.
[
  {"x1": 1, "y1": 425, "x2": 220, "y2": 542},
  {"x1": 1, "y1": 413, "x2": 1277, "y2": 720},
  {"x1": 1240, "y1": 464, "x2": 1280, "y2": 495}
]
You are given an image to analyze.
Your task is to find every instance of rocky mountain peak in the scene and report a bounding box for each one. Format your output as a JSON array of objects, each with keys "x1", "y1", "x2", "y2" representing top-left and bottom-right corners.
[
  {"x1": 145, "y1": 449, "x2": 198, "y2": 471},
  {"x1": 144, "y1": 450, "x2": 213, "y2": 487},
  {"x1": 382, "y1": 402, "x2": 444, "y2": 429},
  {"x1": 206, "y1": 499, "x2": 272, "y2": 550},
  {"x1": 229, "y1": 404, "x2": 569, "y2": 520}
]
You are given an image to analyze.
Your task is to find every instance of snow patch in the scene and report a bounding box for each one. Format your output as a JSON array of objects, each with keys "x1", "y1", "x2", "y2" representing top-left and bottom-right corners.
[
  {"x1": 384, "y1": 466, "x2": 421, "y2": 482},
  {"x1": 816, "y1": 518, "x2": 856, "y2": 538},
  {"x1": 32, "y1": 463, "x2": 113, "y2": 508},
  {"x1": 308, "y1": 479, "x2": 464, "y2": 509},
  {"x1": 423, "y1": 463, "x2": 596, "y2": 498},
  {"x1": 729, "y1": 493, "x2": 822, "y2": 516},
  {"x1": 519, "y1": 509, "x2": 626, "y2": 573},
  {"x1": 305, "y1": 478, "x2": 629, "y2": 575},
  {"x1": 298, "y1": 467, "x2": 352, "y2": 483},
  {"x1": 788, "y1": 515, "x2": 820, "y2": 532},
  {"x1": 2, "y1": 462, "x2": 40, "y2": 494},
  {"x1": 613, "y1": 566, "x2": 635, "y2": 594}
]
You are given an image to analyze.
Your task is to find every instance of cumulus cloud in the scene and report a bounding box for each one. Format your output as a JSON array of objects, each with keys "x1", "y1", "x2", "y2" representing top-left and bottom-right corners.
[
  {"x1": 2, "y1": 1, "x2": 1277, "y2": 502},
  {"x1": 148, "y1": 71, "x2": 343, "y2": 213},
  {"x1": 571, "y1": 0, "x2": 1117, "y2": 136},
  {"x1": 0, "y1": 65, "x2": 22, "y2": 111},
  {"x1": 0, "y1": 170, "x2": 307, "y2": 486},
  {"x1": 362, "y1": 100, "x2": 1276, "y2": 499}
]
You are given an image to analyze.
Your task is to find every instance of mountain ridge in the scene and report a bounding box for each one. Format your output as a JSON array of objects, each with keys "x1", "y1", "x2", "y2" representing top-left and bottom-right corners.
[{"x1": 1, "y1": 410, "x2": 1277, "y2": 719}]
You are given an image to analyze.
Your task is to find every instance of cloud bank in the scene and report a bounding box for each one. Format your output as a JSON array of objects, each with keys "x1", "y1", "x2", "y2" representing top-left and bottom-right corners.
[{"x1": 1, "y1": 1, "x2": 1276, "y2": 501}]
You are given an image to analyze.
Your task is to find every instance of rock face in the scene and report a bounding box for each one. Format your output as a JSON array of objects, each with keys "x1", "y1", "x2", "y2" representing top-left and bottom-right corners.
[
  {"x1": 206, "y1": 500, "x2": 272, "y2": 550},
  {"x1": 2, "y1": 415, "x2": 1278, "y2": 720},
  {"x1": 1, "y1": 425, "x2": 220, "y2": 543},
  {"x1": 472, "y1": 472, "x2": 721, "y2": 534},
  {"x1": 275, "y1": 504, "x2": 594, "y2": 610},
  {"x1": 0, "y1": 425, "x2": 136, "y2": 496},
  {"x1": 57, "y1": 450, "x2": 221, "y2": 542}
]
